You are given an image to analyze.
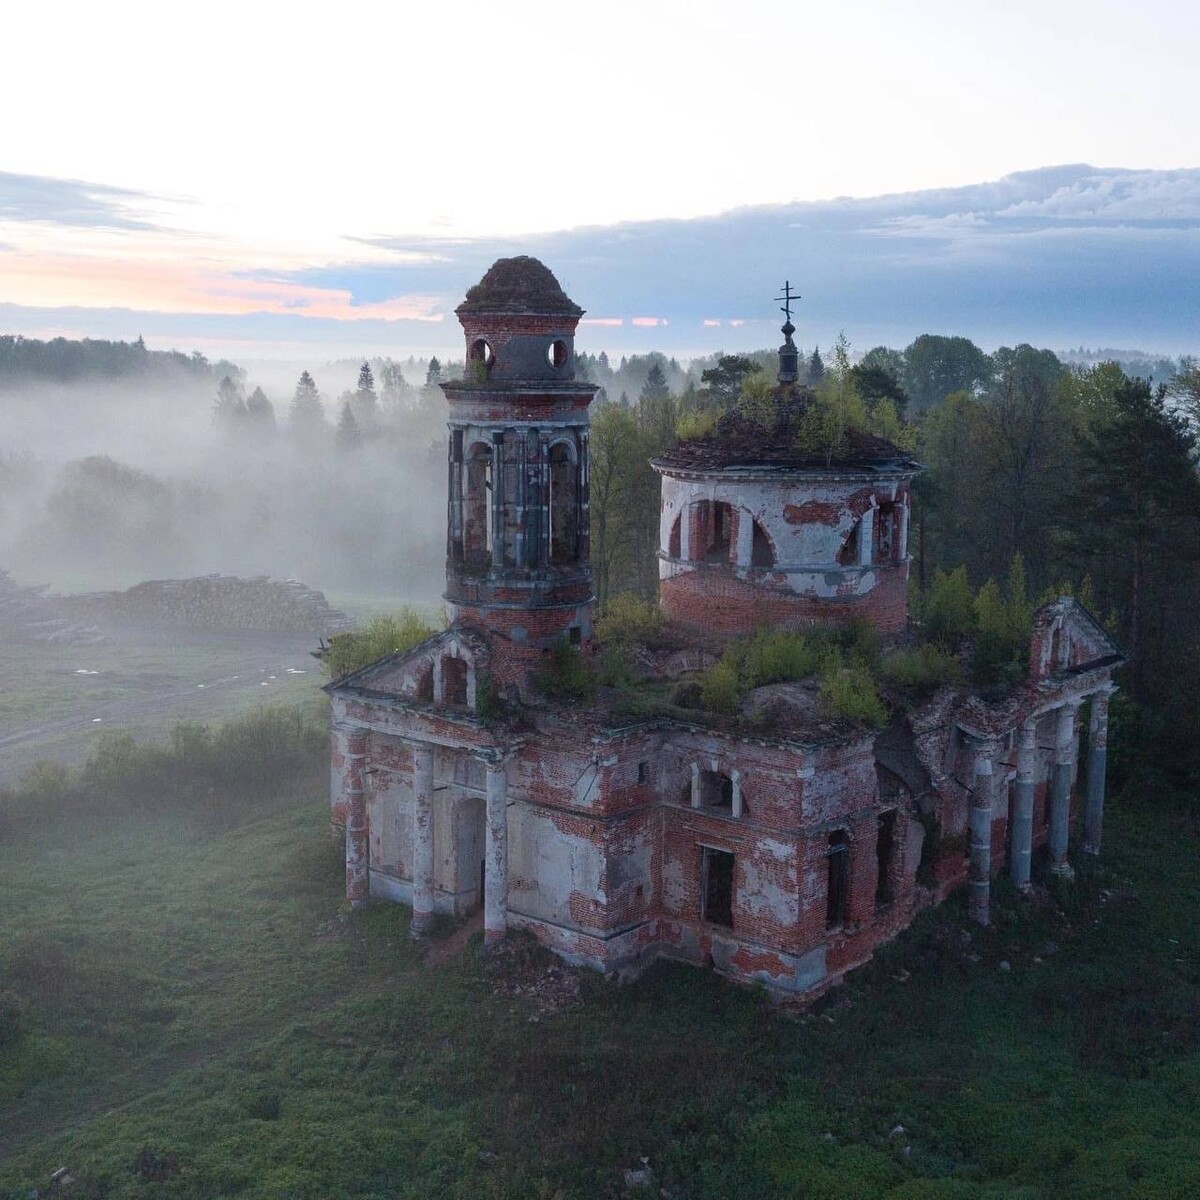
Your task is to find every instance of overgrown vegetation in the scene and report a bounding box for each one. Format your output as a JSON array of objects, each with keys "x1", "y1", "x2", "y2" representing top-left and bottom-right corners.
[
  {"x1": 321, "y1": 608, "x2": 439, "y2": 679},
  {"x1": 915, "y1": 555, "x2": 1034, "y2": 686},
  {"x1": 535, "y1": 638, "x2": 597, "y2": 703},
  {"x1": 687, "y1": 625, "x2": 889, "y2": 727}
]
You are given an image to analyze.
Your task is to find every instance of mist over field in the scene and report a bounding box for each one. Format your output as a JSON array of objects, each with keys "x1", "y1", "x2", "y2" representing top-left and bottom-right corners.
[{"x1": 0, "y1": 354, "x2": 447, "y2": 606}]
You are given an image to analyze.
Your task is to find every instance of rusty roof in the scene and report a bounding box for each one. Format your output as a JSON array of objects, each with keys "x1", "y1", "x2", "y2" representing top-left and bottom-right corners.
[
  {"x1": 655, "y1": 388, "x2": 921, "y2": 473},
  {"x1": 456, "y1": 256, "x2": 583, "y2": 317}
]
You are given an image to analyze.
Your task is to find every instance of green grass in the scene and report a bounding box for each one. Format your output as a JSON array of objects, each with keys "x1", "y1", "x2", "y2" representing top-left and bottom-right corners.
[{"x1": 1, "y1": 760, "x2": 1198, "y2": 1198}]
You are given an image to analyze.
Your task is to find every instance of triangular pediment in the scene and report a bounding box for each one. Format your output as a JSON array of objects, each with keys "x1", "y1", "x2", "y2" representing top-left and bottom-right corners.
[
  {"x1": 325, "y1": 626, "x2": 491, "y2": 705},
  {"x1": 1029, "y1": 596, "x2": 1123, "y2": 680}
]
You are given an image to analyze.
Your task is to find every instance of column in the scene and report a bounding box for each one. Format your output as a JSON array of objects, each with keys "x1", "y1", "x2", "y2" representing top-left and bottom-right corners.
[
  {"x1": 484, "y1": 761, "x2": 509, "y2": 946},
  {"x1": 1048, "y1": 703, "x2": 1080, "y2": 877},
  {"x1": 690, "y1": 761, "x2": 701, "y2": 808},
  {"x1": 968, "y1": 745, "x2": 996, "y2": 924},
  {"x1": 490, "y1": 430, "x2": 505, "y2": 568},
  {"x1": 1083, "y1": 689, "x2": 1112, "y2": 855},
  {"x1": 679, "y1": 501, "x2": 692, "y2": 561},
  {"x1": 1010, "y1": 718, "x2": 1037, "y2": 890},
  {"x1": 858, "y1": 504, "x2": 876, "y2": 567},
  {"x1": 897, "y1": 499, "x2": 910, "y2": 561},
  {"x1": 730, "y1": 769, "x2": 743, "y2": 818},
  {"x1": 735, "y1": 509, "x2": 753, "y2": 568},
  {"x1": 410, "y1": 745, "x2": 435, "y2": 936},
  {"x1": 342, "y1": 728, "x2": 369, "y2": 908}
]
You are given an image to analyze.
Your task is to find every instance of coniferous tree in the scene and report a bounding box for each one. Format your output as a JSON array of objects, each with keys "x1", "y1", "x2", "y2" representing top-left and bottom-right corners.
[
  {"x1": 213, "y1": 375, "x2": 246, "y2": 432},
  {"x1": 807, "y1": 347, "x2": 825, "y2": 384},
  {"x1": 289, "y1": 371, "x2": 325, "y2": 432},
  {"x1": 352, "y1": 361, "x2": 379, "y2": 432},
  {"x1": 245, "y1": 386, "x2": 276, "y2": 436},
  {"x1": 336, "y1": 401, "x2": 362, "y2": 450}
]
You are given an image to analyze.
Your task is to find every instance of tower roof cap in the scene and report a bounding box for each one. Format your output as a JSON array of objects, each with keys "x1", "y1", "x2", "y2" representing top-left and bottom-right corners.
[{"x1": 456, "y1": 256, "x2": 583, "y2": 317}]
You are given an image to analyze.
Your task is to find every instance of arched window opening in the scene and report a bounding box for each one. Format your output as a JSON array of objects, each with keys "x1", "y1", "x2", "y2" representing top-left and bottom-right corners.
[
  {"x1": 837, "y1": 519, "x2": 861, "y2": 566},
  {"x1": 668, "y1": 513, "x2": 682, "y2": 558},
  {"x1": 751, "y1": 519, "x2": 775, "y2": 567},
  {"x1": 826, "y1": 830, "x2": 850, "y2": 929},
  {"x1": 415, "y1": 664, "x2": 434, "y2": 702},
  {"x1": 464, "y1": 443, "x2": 493, "y2": 565},
  {"x1": 699, "y1": 769, "x2": 733, "y2": 811},
  {"x1": 548, "y1": 441, "x2": 579, "y2": 564},
  {"x1": 547, "y1": 339, "x2": 569, "y2": 369},
  {"x1": 877, "y1": 503, "x2": 896, "y2": 561},
  {"x1": 875, "y1": 810, "x2": 897, "y2": 907},
  {"x1": 442, "y1": 656, "x2": 468, "y2": 707},
  {"x1": 468, "y1": 338, "x2": 494, "y2": 379},
  {"x1": 694, "y1": 499, "x2": 733, "y2": 563}
]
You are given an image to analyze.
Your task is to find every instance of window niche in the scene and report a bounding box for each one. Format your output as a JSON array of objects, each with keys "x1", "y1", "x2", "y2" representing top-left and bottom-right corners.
[
  {"x1": 548, "y1": 441, "x2": 579, "y2": 564},
  {"x1": 442, "y1": 656, "x2": 469, "y2": 708},
  {"x1": 826, "y1": 830, "x2": 850, "y2": 929},
  {"x1": 464, "y1": 442, "x2": 494, "y2": 565},
  {"x1": 875, "y1": 810, "x2": 897, "y2": 907},
  {"x1": 701, "y1": 846, "x2": 734, "y2": 928}
]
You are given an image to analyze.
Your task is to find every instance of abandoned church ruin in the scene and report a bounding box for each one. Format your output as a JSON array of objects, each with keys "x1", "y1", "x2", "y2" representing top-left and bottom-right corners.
[{"x1": 326, "y1": 257, "x2": 1122, "y2": 999}]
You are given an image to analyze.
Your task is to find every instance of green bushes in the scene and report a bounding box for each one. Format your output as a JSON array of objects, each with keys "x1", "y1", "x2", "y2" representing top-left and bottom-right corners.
[
  {"x1": 818, "y1": 664, "x2": 888, "y2": 726},
  {"x1": 880, "y1": 643, "x2": 962, "y2": 690},
  {"x1": 595, "y1": 593, "x2": 663, "y2": 646},
  {"x1": 536, "y1": 639, "x2": 597, "y2": 702},
  {"x1": 322, "y1": 608, "x2": 438, "y2": 679},
  {"x1": 0, "y1": 704, "x2": 327, "y2": 839},
  {"x1": 917, "y1": 554, "x2": 1033, "y2": 687},
  {"x1": 690, "y1": 627, "x2": 888, "y2": 727}
]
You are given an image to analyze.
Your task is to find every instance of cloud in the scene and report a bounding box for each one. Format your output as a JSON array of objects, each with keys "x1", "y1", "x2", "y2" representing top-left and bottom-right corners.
[
  {"x1": 1, "y1": 165, "x2": 1197, "y2": 357},
  {"x1": 0, "y1": 171, "x2": 165, "y2": 231}
]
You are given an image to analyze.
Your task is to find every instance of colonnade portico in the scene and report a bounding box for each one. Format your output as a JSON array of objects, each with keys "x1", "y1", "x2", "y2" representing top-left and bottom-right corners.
[
  {"x1": 334, "y1": 723, "x2": 510, "y2": 943},
  {"x1": 967, "y1": 684, "x2": 1115, "y2": 925}
]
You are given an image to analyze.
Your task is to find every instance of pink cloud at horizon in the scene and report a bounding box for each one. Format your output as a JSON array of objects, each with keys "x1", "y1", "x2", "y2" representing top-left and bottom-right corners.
[{"x1": 0, "y1": 251, "x2": 448, "y2": 323}]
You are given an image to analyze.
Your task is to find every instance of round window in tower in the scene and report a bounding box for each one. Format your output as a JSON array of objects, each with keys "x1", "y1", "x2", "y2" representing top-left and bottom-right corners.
[{"x1": 547, "y1": 339, "x2": 569, "y2": 370}]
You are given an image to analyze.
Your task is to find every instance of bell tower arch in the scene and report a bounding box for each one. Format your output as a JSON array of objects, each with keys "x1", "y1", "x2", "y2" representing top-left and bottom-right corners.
[{"x1": 442, "y1": 257, "x2": 598, "y2": 679}]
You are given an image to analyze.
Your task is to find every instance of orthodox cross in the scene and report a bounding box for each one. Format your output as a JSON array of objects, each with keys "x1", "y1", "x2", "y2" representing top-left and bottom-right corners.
[{"x1": 774, "y1": 280, "x2": 801, "y2": 323}]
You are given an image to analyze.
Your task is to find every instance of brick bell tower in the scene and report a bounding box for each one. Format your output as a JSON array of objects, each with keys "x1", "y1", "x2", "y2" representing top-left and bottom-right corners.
[{"x1": 442, "y1": 257, "x2": 598, "y2": 683}]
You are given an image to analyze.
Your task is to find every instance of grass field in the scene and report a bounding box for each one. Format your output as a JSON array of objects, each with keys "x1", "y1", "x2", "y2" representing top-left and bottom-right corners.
[
  {"x1": 0, "y1": 630, "x2": 321, "y2": 786},
  {"x1": 1, "y1": 726, "x2": 1198, "y2": 1199}
]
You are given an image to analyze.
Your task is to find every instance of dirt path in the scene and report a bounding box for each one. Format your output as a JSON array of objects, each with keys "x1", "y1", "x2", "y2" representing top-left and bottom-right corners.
[{"x1": 424, "y1": 912, "x2": 484, "y2": 967}]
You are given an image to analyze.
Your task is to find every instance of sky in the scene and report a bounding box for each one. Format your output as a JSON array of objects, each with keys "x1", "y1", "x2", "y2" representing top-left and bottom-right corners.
[{"x1": 1, "y1": 0, "x2": 1198, "y2": 362}]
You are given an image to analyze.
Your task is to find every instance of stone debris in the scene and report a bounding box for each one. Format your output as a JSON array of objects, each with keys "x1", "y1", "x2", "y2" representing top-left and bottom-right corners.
[{"x1": 485, "y1": 937, "x2": 583, "y2": 1017}]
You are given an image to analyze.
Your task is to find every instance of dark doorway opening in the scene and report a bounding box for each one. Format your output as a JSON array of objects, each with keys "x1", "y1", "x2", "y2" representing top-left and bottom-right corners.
[
  {"x1": 701, "y1": 847, "x2": 734, "y2": 928},
  {"x1": 827, "y1": 830, "x2": 850, "y2": 928},
  {"x1": 875, "y1": 810, "x2": 897, "y2": 906}
]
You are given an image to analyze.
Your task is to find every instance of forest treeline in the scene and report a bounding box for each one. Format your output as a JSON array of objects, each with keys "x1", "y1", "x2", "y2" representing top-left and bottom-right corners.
[
  {"x1": 586, "y1": 337, "x2": 1200, "y2": 797},
  {"x1": 0, "y1": 334, "x2": 239, "y2": 389}
]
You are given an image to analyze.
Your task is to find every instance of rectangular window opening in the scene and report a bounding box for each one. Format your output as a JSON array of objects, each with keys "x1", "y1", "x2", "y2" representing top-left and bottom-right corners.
[
  {"x1": 637, "y1": 761, "x2": 648, "y2": 784},
  {"x1": 827, "y1": 831, "x2": 850, "y2": 929},
  {"x1": 875, "y1": 811, "x2": 897, "y2": 907},
  {"x1": 701, "y1": 847, "x2": 734, "y2": 928}
]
